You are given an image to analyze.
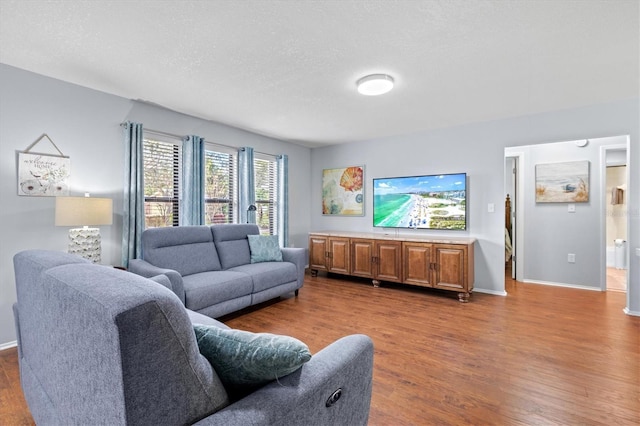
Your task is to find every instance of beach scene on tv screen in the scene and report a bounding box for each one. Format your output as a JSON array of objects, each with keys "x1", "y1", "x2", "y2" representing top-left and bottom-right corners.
[{"x1": 373, "y1": 173, "x2": 466, "y2": 230}]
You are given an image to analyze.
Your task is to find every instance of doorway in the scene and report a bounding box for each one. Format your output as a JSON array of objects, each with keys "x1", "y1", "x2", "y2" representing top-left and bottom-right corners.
[
  {"x1": 505, "y1": 136, "x2": 630, "y2": 295},
  {"x1": 604, "y1": 147, "x2": 628, "y2": 292},
  {"x1": 505, "y1": 156, "x2": 518, "y2": 280}
]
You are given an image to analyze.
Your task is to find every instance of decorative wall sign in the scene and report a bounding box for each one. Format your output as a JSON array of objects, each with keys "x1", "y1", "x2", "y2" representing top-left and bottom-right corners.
[
  {"x1": 322, "y1": 165, "x2": 364, "y2": 216},
  {"x1": 17, "y1": 134, "x2": 70, "y2": 197},
  {"x1": 535, "y1": 160, "x2": 589, "y2": 203}
]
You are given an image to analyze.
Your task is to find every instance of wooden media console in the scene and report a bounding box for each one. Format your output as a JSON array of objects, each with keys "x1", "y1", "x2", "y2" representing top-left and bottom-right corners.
[{"x1": 309, "y1": 231, "x2": 475, "y2": 302}]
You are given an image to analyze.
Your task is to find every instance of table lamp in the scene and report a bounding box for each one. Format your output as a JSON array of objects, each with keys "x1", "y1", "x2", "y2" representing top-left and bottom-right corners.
[{"x1": 55, "y1": 194, "x2": 113, "y2": 263}]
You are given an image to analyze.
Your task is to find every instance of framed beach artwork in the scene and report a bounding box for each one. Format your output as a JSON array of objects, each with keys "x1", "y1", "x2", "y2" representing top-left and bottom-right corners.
[
  {"x1": 535, "y1": 160, "x2": 589, "y2": 203},
  {"x1": 322, "y1": 165, "x2": 364, "y2": 216}
]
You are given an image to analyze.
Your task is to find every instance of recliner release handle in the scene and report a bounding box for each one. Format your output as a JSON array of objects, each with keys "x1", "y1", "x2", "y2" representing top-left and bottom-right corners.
[{"x1": 326, "y1": 388, "x2": 342, "y2": 407}]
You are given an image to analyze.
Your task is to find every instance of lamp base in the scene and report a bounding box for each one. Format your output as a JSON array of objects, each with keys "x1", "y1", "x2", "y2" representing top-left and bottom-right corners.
[{"x1": 68, "y1": 227, "x2": 102, "y2": 263}]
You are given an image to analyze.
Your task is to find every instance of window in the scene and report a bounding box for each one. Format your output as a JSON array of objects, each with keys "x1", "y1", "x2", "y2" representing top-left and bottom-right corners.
[
  {"x1": 142, "y1": 135, "x2": 276, "y2": 232},
  {"x1": 254, "y1": 155, "x2": 278, "y2": 235},
  {"x1": 143, "y1": 135, "x2": 181, "y2": 228},
  {"x1": 204, "y1": 144, "x2": 236, "y2": 225}
]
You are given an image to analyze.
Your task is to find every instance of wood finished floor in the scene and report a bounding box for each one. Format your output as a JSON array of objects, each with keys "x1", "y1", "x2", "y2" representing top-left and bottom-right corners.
[{"x1": 1, "y1": 271, "x2": 638, "y2": 425}]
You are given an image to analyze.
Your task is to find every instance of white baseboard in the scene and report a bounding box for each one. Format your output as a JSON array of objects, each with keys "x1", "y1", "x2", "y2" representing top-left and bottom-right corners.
[
  {"x1": 522, "y1": 279, "x2": 602, "y2": 291},
  {"x1": 474, "y1": 288, "x2": 508, "y2": 296},
  {"x1": 0, "y1": 340, "x2": 17, "y2": 351},
  {"x1": 623, "y1": 307, "x2": 640, "y2": 317}
]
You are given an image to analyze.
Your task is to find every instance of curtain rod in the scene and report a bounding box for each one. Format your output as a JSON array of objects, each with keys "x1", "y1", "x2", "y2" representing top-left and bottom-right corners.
[{"x1": 143, "y1": 128, "x2": 272, "y2": 157}]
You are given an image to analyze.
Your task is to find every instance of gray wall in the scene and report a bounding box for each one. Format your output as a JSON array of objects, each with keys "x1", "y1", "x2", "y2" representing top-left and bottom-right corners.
[
  {"x1": 310, "y1": 100, "x2": 639, "y2": 312},
  {"x1": 1, "y1": 62, "x2": 638, "y2": 347},
  {"x1": 0, "y1": 64, "x2": 311, "y2": 346},
  {"x1": 507, "y1": 136, "x2": 627, "y2": 287}
]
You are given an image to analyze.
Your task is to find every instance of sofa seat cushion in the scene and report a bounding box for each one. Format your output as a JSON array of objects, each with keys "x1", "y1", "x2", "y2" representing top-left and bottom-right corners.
[
  {"x1": 183, "y1": 271, "x2": 253, "y2": 312},
  {"x1": 186, "y1": 309, "x2": 230, "y2": 329},
  {"x1": 229, "y1": 262, "x2": 297, "y2": 293}
]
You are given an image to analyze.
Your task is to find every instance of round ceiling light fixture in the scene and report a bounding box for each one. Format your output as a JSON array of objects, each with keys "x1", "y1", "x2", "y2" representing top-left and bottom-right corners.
[{"x1": 356, "y1": 74, "x2": 394, "y2": 96}]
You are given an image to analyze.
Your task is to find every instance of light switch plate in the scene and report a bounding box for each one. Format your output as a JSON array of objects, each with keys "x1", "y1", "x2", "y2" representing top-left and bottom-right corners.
[
  {"x1": 636, "y1": 248, "x2": 640, "y2": 257},
  {"x1": 488, "y1": 203, "x2": 495, "y2": 213},
  {"x1": 568, "y1": 204, "x2": 576, "y2": 213}
]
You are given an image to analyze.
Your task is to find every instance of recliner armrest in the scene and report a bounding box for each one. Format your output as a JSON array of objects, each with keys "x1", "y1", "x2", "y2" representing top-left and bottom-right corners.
[
  {"x1": 196, "y1": 334, "x2": 374, "y2": 426},
  {"x1": 128, "y1": 259, "x2": 186, "y2": 304}
]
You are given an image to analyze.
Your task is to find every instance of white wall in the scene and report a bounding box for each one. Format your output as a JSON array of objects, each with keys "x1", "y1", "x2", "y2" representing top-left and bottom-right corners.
[
  {"x1": 310, "y1": 99, "x2": 639, "y2": 313},
  {"x1": 0, "y1": 64, "x2": 311, "y2": 346}
]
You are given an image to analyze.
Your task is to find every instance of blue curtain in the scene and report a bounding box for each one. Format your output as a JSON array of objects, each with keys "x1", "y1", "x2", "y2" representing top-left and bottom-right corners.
[
  {"x1": 277, "y1": 154, "x2": 289, "y2": 247},
  {"x1": 238, "y1": 147, "x2": 256, "y2": 224},
  {"x1": 180, "y1": 135, "x2": 205, "y2": 225},
  {"x1": 121, "y1": 121, "x2": 144, "y2": 268}
]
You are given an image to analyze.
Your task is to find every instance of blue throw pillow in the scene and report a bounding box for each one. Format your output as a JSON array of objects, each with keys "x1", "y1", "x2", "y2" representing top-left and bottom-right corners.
[
  {"x1": 193, "y1": 325, "x2": 312, "y2": 391},
  {"x1": 247, "y1": 234, "x2": 283, "y2": 263}
]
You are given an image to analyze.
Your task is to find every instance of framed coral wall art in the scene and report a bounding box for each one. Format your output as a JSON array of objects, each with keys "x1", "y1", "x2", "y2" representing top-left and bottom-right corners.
[
  {"x1": 322, "y1": 165, "x2": 364, "y2": 215},
  {"x1": 17, "y1": 152, "x2": 70, "y2": 196},
  {"x1": 535, "y1": 160, "x2": 589, "y2": 203}
]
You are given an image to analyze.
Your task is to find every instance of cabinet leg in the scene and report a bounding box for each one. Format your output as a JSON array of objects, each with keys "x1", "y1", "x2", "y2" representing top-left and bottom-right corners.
[
  {"x1": 458, "y1": 292, "x2": 470, "y2": 303},
  {"x1": 372, "y1": 279, "x2": 380, "y2": 288},
  {"x1": 311, "y1": 269, "x2": 318, "y2": 277}
]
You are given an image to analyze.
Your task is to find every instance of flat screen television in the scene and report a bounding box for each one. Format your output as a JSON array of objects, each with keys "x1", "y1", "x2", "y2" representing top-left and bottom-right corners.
[{"x1": 373, "y1": 172, "x2": 467, "y2": 230}]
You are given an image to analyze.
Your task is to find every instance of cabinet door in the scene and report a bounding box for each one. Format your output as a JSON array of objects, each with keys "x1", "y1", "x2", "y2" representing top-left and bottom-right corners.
[
  {"x1": 309, "y1": 236, "x2": 329, "y2": 271},
  {"x1": 375, "y1": 241, "x2": 402, "y2": 282},
  {"x1": 351, "y1": 239, "x2": 375, "y2": 278},
  {"x1": 403, "y1": 243, "x2": 433, "y2": 287},
  {"x1": 328, "y1": 237, "x2": 350, "y2": 274},
  {"x1": 433, "y1": 245, "x2": 467, "y2": 290}
]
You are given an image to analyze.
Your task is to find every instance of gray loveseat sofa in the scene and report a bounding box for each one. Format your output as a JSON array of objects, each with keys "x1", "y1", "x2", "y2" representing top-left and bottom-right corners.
[
  {"x1": 129, "y1": 224, "x2": 306, "y2": 318},
  {"x1": 13, "y1": 249, "x2": 374, "y2": 425}
]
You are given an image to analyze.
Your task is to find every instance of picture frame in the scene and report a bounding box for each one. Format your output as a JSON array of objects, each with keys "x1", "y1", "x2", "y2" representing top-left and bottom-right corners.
[
  {"x1": 17, "y1": 151, "x2": 70, "y2": 197},
  {"x1": 322, "y1": 165, "x2": 364, "y2": 216},
  {"x1": 535, "y1": 160, "x2": 589, "y2": 203}
]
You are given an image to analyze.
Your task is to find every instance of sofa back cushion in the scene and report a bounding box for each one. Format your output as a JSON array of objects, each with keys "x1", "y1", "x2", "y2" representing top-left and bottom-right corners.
[
  {"x1": 211, "y1": 224, "x2": 259, "y2": 269},
  {"x1": 142, "y1": 226, "x2": 222, "y2": 275}
]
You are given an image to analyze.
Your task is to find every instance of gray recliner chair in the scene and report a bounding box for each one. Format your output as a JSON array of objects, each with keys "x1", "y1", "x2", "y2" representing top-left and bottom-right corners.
[{"x1": 12, "y1": 249, "x2": 374, "y2": 425}]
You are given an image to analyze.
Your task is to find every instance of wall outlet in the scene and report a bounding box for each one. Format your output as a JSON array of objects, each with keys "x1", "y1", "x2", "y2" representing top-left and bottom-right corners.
[{"x1": 568, "y1": 253, "x2": 576, "y2": 263}]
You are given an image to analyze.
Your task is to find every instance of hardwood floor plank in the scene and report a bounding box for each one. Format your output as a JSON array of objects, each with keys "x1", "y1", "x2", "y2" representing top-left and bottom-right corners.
[
  {"x1": 1, "y1": 271, "x2": 638, "y2": 425},
  {"x1": 0, "y1": 348, "x2": 33, "y2": 425}
]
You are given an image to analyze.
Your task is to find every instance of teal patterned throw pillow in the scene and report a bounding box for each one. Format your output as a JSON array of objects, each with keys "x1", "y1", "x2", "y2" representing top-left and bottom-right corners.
[
  {"x1": 247, "y1": 234, "x2": 283, "y2": 263},
  {"x1": 193, "y1": 325, "x2": 312, "y2": 390}
]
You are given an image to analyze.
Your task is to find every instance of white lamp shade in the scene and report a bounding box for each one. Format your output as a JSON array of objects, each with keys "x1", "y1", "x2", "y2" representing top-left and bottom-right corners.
[{"x1": 55, "y1": 197, "x2": 113, "y2": 226}]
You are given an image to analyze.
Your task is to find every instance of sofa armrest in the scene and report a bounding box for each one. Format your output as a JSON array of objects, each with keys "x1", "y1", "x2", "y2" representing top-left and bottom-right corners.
[
  {"x1": 281, "y1": 247, "x2": 307, "y2": 290},
  {"x1": 128, "y1": 259, "x2": 186, "y2": 304},
  {"x1": 196, "y1": 334, "x2": 374, "y2": 426}
]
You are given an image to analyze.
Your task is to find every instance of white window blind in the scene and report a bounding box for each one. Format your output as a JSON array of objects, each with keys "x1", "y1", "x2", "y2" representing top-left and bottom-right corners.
[
  {"x1": 204, "y1": 144, "x2": 237, "y2": 225},
  {"x1": 143, "y1": 136, "x2": 181, "y2": 227},
  {"x1": 254, "y1": 155, "x2": 277, "y2": 235}
]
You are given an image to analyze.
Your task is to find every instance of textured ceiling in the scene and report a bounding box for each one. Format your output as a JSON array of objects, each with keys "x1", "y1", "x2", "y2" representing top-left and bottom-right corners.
[{"x1": 1, "y1": 0, "x2": 638, "y2": 148}]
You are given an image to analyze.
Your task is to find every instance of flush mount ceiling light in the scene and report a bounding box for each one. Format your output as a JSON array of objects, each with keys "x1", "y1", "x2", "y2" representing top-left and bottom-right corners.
[{"x1": 356, "y1": 74, "x2": 394, "y2": 96}]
